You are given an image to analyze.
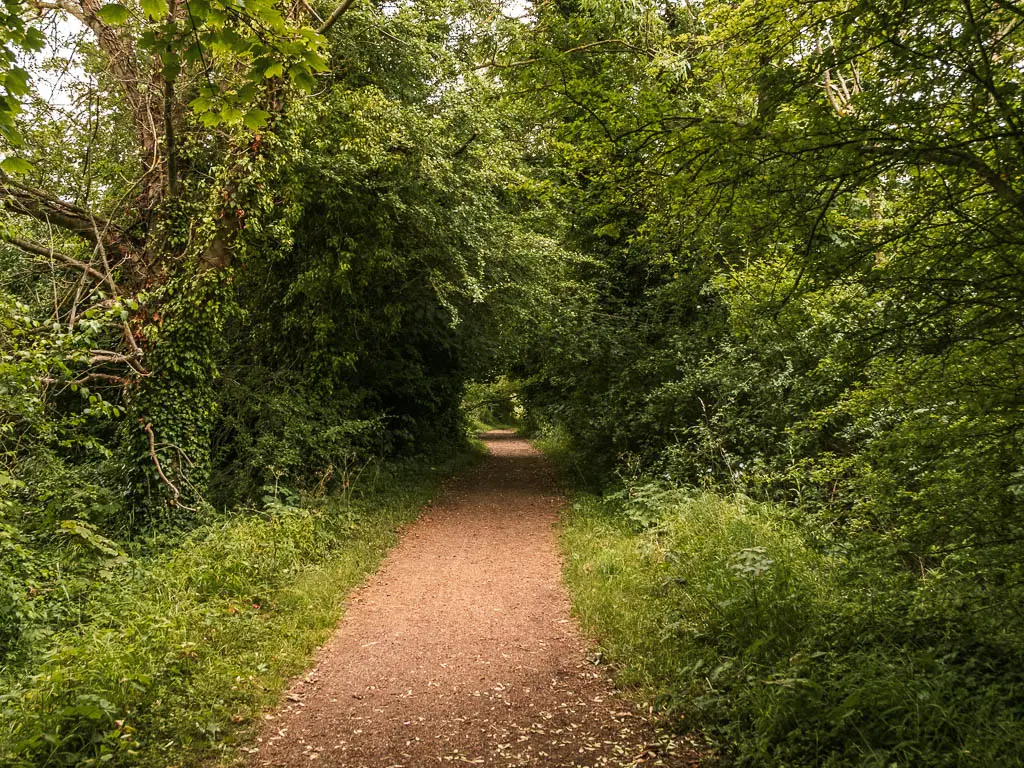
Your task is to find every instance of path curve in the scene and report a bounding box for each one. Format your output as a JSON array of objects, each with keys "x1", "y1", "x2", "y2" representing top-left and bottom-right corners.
[{"x1": 249, "y1": 431, "x2": 694, "y2": 767}]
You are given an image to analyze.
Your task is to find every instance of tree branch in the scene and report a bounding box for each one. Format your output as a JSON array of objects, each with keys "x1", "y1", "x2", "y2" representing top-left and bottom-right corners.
[
  {"x1": 994, "y1": 0, "x2": 1024, "y2": 21},
  {"x1": 1, "y1": 233, "x2": 111, "y2": 285},
  {"x1": 90, "y1": 349, "x2": 149, "y2": 375},
  {"x1": 858, "y1": 143, "x2": 1024, "y2": 217},
  {"x1": 451, "y1": 131, "x2": 479, "y2": 158},
  {"x1": 318, "y1": 0, "x2": 356, "y2": 34},
  {"x1": 0, "y1": 177, "x2": 135, "y2": 247},
  {"x1": 144, "y1": 421, "x2": 182, "y2": 503},
  {"x1": 41, "y1": 372, "x2": 130, "y2": 386},
  {"x1": 31, "y1": 0, "x2": 161, "y2": 183}
]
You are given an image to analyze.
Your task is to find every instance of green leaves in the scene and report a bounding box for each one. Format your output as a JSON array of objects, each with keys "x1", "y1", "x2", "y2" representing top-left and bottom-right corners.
[
  {"x1": 220, "y1": 105, "x2": 244, "y2": 124},
  {"x1": 189, "y1": 85, "x2": 272, "y2": 130},
  {"x1": 96, "y1": 3, "x2": 130, "y2": 25},
  {"x1": 159, "y1": 48, "x2": 181, "y2": 81},
  {"x1": 0, "y1": 11, "x2": 45, "y2": 148},
  {"x1": 288, "y1": 65, "x2": 316, "y2": 93},
  {"x1": 121, "y1": 0, "x2": 334, "y2": 128},
  {"x1": 59, "y1": 520, "x2": 126, "y2": 561},
  {"x1": 140, "y1": 0, "x2": 169, "y2": 21},
  {"x1": 0, "y1": 155, "x2": 33, "y2": 174},
  {"x1": 3, "y1": 66, "x2": 28, "y2": 96},
  {"x1": 189, "y1": 94, "x2": 214, "y2": 112},
  {"x1": 243, "y1": 108, "x2": 270, "y2": 129}
]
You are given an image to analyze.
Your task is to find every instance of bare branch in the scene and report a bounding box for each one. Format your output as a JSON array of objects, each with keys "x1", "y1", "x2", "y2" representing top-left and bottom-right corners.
[
  {"x1": 0, "y1": 176, "x2": 136, "y2": 247},
  {"x1": 40, "y1": 372, "x2": 130, "y2": 385},
  {"x1": 994, "y1": 0, "x2": 1024, "y2": 21},
  {"x1": 1, "y1": 232, "x2": 111, "y2": 285},
  {"x1": 475, "y1": 39, "x2": 648, "y2": 71},
  {"x1": 318, "y1": 0, "x2": 357, "y2": 34},
  {"x1": 144, "y1": 421, "x2": 182, "y2": 502},
  {"x1": 90, "y1": 349, "x2": 149, "y2": 375},
  {"x1": 859, "y1": 143, "x2": 1024, "y2": 217},
  {"x1": 31, "y1": 0, "x2": 162, "y2": 183}
]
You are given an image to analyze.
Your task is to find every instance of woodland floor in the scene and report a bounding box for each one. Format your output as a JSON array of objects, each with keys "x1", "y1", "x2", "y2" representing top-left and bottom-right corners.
[{"x1": 245, "y1": 431, "x2": 700, "y2": 768}]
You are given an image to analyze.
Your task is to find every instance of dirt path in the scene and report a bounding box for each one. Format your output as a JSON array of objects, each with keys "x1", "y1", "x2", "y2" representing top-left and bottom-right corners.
[{"x1": 249, "y1": 431, "x2": 696, "y2": 768}]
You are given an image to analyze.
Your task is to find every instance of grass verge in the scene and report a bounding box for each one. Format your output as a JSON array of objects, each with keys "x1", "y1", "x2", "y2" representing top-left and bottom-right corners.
[
  {"x1": 0, "y1": 446, "x2": 480, "y2": 767},
  {"x1": 549, "y1": 438, "x2": 1023, "y2": 766}
]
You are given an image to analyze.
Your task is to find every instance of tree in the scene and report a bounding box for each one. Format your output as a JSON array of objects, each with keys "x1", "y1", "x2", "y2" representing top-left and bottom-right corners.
[{"x1": 0, "y1": 0, "x2": 349, "y2": 517}]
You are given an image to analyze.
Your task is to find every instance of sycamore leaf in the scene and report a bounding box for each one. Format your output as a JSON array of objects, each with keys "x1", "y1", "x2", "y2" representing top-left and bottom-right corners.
[
  {"x1": 1, "y1": 156, "x2": 34, "y2": 174},
  {"x1": 0, "y1": 122, "x2": 23, "y2": 147},
  {"x1": 161, "y1": 57, "x2": 180, "y2": 82},
  {"x1": 189, "y1": 0, "x2": 210, "y2": 19},
  {"x1": 221, "y1": 106, "x2": 244, "y2": 125},
  {"x1": 96, "y1": 3, "x2": 130, "y2": 25},
  {"x1": 264, "y1": 62, "x2": 284, "y2": 79},
  {"x1": 243, "y1": 108, "x2": 270, "y2": 130},
  {"x1": 4, "y1": 67, "x2": 30, "y2": 96},
  {"x1": 183, "y1": 42, "x2": 205, "y2": 63},
  {"x1": 24, "y1": 28, "x2": 45, "y2": 52},
  {"x1": 304, "y1": 51, "x2": 329, "y2": 72},
  {"x1": 189, "y1": 95, "x2": 215, "y2": 113},
  {"x1": 288, "y1": 66, "x2": 316, "y2": 93},
  {"x1": 140, "y1": 0, "x2": 168, "y2": 21}
]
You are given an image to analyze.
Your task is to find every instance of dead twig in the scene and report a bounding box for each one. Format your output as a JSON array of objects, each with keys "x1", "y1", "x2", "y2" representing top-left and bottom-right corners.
[{"x1": 143, "y1": 421, "x2": 196, "y2": 511}]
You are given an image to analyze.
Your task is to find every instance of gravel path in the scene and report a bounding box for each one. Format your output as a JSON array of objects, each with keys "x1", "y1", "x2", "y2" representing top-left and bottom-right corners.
[{"x1": 248, "y1": 431, "x2": 697, "y2": 767}]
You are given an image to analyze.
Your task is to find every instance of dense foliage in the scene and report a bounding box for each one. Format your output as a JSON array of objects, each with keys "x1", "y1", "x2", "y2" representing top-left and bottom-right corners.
[
  {"x1": 3, "y1": 0, "x2": 1024, "y2": 763},
  {"x1": 508, "y1": 0, "x2": 1024, "y2": 764},
  {"x1": 0, "y1": 0, "x2": 547, "y2": 762}
]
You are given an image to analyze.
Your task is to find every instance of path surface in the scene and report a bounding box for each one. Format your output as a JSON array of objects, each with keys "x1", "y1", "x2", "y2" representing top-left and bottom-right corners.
[{"x1": 249, "y1": 431, "x2": 696, "y2": 767}]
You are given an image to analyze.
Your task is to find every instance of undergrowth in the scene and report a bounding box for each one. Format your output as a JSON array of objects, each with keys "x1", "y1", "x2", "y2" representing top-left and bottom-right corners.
[
  {"x1": 0, "y1": 446, "x2": 480, "y2": 767},
  {"x1": 544, "y1": 431, "x2": 1024, "y2": 767}
]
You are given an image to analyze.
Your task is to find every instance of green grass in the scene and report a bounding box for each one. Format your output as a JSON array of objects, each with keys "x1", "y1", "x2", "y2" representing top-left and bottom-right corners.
[
  {"x1": 560, "y1": 489, "x2": 829, "y2": 726},
  {"x1": 557, "y1": 486, "x2": 1024, "y2": 767},
  {"x1": 0, "y1": 447, "x2": 481, "y2": 767}
]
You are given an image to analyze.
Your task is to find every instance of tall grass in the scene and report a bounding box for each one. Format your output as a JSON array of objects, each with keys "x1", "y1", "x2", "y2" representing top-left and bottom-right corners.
[{"x1": 560, "y1": 488, "x2": 1024, "y2": 766}]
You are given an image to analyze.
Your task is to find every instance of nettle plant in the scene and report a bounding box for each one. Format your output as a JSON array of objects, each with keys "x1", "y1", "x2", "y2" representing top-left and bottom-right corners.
[{"x1": 728, "y1": 546, "x2": 773, "y2": 612}]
